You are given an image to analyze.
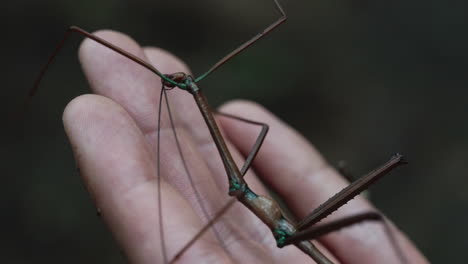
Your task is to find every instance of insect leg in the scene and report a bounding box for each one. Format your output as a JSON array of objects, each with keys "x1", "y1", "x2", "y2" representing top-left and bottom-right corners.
[
  {"x1": 296, "y1": 154, "x2": 407, "y2": 230},
  {"x1": 32, "y1": 26, "x2": 177, "y2": 98},
  {"x1": 283, "y1": 212, "x2": 408, "y2": 264},
  {"x1": 215, "y1": 111, "x2": 269, "y2": 176}
]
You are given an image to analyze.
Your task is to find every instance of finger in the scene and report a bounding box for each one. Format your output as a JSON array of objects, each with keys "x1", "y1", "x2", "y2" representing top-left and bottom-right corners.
[
  {"x1": 218, "y1": 100, "x2": 429, "y2": 263},
  {"x1": 63, "y1": 95, "x2": 229, "y2": 263}
]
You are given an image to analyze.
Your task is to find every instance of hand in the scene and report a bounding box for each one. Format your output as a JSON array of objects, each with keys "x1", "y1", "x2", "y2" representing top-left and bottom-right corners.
[{"x1": 63, "y1": 30, "x2": 429, "y2": 263}]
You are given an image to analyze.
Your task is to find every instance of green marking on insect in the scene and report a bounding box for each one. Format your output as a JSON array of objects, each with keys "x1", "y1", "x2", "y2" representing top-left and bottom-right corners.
[{"x1": 274, "y1": 228, "x2": 289, "y2": 248}]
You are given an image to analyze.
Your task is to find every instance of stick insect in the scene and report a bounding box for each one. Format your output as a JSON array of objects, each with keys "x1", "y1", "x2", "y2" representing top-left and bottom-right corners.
[{"x1": 32, "y1": 0, "x2": 411, "y2": 263}]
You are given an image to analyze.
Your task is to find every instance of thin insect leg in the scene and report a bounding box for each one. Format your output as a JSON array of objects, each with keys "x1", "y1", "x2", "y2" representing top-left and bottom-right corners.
[
  {"x1": 283, "y1": 212, "x2": 408, "y2": 264},
  {"x1": 296, "y1": 154, "x2": 407, "y2": 230},
  {"x1": 31, "y1": 26, "x2": 179, "y2": 97},
  {"x1": 156, "y1": 88, "x2": 168, "y2": 263},
  {"x1": 286, "y1": 212, "x2": 383, "y2": 245},
  {"x1": 162, "y1": 87, "x2": 231, "y2": 261},
  {"x1": 195, "y1": 0, "x2": 287, "y2": 82},
  {"x1": 214, "y1": 111, "x2": 269, "y2": 176}
]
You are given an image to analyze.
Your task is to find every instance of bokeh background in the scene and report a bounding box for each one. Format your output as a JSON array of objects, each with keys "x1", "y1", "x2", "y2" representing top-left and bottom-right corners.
[{"x1": 3, "y1": 0, "x2": 468, "y2": 262}]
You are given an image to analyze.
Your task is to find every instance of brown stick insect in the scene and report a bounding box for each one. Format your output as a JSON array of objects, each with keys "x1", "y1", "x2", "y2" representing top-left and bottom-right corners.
[{"x1": 30, "y1": 0, "x2": 428, "y2": 263}]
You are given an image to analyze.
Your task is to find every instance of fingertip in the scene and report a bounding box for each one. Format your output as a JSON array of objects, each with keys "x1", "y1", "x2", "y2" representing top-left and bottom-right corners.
[
  {"x1": 62, "y1": 94, "x2": 137, "y2": 157},
  {"x1": 63, "y1": 93, "x2": 122, "y2": 129},
  {"x1": 63, "y1": 94, "x2": 106, "y2": 139}
]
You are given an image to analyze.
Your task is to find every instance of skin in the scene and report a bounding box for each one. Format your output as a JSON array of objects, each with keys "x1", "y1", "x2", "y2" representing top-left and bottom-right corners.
[{"x1": 63, "y1": 30, "x2": 429, "y2": 264}]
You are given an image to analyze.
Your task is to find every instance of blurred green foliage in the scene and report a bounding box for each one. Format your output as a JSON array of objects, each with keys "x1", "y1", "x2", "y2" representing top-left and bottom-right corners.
[{"x1": 2, "y1": 0, "x2": 468, "y2": 262}]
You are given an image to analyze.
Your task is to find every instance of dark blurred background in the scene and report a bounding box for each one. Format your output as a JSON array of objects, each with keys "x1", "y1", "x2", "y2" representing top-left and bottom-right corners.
[{"x1": 2, "y1": 0, "x2": 467, "y2": 263}]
